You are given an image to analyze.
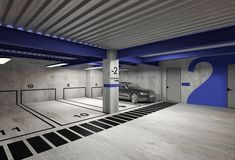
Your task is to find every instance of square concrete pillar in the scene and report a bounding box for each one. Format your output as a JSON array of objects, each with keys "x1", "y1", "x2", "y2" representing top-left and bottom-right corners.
[{"x1": 103, "y1": 49, "x2": 119, "y2": 113}]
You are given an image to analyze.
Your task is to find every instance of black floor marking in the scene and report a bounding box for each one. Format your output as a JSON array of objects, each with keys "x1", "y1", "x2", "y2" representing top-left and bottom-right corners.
[
  {"x1": 67, "y1": 99, "x2": 101, "y2": 108},
  {"x1": 43, "y1": 132, "x2": 68, "y2": 147},
  {"x1": 124, "y1": 112, "x2": 144, "y2": 117},
  {"x1": 98, "y1": 119, "x2": 120, "y2": 126},
  {"x1": 113, "y1": 115, "x2": 133, "y2": 121},
  {"x1": 8, "y1": 141, "x2": 33, "y2": 160},
  {"x1": 57, "y1": 129, "x2": 82, "y2": 141},
  {"x1": 0, "y1": 146, "x2": 8, "y2": 160},
  {"x1": 22, "y1": 101, "x2": 106, "y2": 126},
  {"x1": 119, "y1": 113, "x2": 139, "y2": 119},
  {"x1": 69, "y1": 126, "x2": 93, "y2": 136},
  {"x1": 27, "y1": 136, "x2": 52, "y2": 153},
  {"x1": 59, "y1": 100, "x2": 103, "y2": 113},
  {"x1": 89, "y1": 121, "x2": 112, "y2": 129},
  {"x1": 80, "y1": 123, "x2": 103, "y2": 133},
  {"x1": 106, "y1": 117, "x2": 126, "y2": 123},
  {"x1": 135, "y1": 108, "x2": 158, "y2": 112},
  {"x1": 3, "y1": 102, "x2": 176, "y2": 160},
  {"x1": 129, "y1": 110, "x2": 149, "y2": 115}
]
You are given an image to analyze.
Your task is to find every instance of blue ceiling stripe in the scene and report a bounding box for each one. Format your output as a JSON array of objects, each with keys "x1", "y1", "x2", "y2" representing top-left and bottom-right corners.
[
  {"x1": 0, "y1": 26, "x2": 106, "y2": 58},
  {"x1": 118, "y1": 25, "x2": 235, "y2": 58},
  {"x1": 143, "y1": 45, "x2": 235, "y2": 62}
]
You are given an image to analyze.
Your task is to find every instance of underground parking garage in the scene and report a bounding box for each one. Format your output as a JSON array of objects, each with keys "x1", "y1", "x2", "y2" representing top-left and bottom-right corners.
[{"x1": 0, "y1": 0, "x2": 235, "y2": 160}]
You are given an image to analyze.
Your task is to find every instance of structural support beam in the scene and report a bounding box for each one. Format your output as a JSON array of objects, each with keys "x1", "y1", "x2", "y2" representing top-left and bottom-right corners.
[
  {"x1": 0, "y1": 26, "x2": 106, "y2": 58},
  {"x1": 143, "y1": 45, "x2": 235, "y2": 62},
  {"x1": 103, "y1": 49, "x2": 119, "y2": 114},
  {"x1": 118, "y1": 25, "x2": 235, "y2": 58}
]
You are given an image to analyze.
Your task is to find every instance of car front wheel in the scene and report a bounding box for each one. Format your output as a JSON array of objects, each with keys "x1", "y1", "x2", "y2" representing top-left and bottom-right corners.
[{"x1": 131, "y1": 93, "x2": 139, "y2": 103}]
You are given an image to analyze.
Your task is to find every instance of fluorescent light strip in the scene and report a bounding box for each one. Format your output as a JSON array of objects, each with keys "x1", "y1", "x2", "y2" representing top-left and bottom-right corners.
[
  {"x1": 0, "y1": 58, "x2": 11, "y2": 64},
  {"x1": 47, "y1": 63, "x2": 68, "y2": 68},
  {"x1": 84, "y1": 66, "x2": 103, "y2": 70}
]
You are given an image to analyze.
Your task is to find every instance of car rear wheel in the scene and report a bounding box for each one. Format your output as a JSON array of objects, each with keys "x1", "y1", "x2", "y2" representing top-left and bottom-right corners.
[{"x1": 131, "y1": 93, "x2": 139, "y2": 103}]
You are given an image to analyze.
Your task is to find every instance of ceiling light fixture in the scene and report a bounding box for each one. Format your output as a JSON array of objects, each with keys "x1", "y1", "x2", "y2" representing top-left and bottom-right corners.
[
  {"x1": 47, "y1": 63, "x2": 68, "y2": 68},
  {"x1": 0, "y1": 58, "x2": 11, "y2": 64},
  {"x1": 84, "y1": 66, "x2": 103, "y2": 70}
]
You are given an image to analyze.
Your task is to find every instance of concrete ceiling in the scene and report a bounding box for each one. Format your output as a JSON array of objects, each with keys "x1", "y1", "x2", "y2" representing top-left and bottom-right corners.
[{"x1": 0, "y1": 0, "x2": 235, "y2": 50}]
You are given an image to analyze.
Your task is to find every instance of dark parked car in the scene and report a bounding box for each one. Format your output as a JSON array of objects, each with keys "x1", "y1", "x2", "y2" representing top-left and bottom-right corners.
[{"x1": 119, "y1": 82, "x2": 156, "y2": 103}]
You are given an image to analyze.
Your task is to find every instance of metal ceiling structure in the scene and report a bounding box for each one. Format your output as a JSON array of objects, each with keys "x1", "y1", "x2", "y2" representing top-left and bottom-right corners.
[{"x1": 0, "y1": 0, "x2": 235, "y2": 65}]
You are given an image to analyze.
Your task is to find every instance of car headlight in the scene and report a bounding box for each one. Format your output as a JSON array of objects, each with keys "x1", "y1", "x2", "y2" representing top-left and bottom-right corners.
[{"x1": 140, "y1": 92, "x2": 148, "y2": 95}]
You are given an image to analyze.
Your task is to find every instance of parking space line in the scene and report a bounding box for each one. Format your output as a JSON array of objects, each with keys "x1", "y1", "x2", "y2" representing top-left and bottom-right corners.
[{"x1": 2, "y1": 102, "x2": 176, "y2": 160}]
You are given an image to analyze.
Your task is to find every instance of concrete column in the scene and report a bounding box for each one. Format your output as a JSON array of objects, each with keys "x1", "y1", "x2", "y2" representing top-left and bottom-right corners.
[{"x1": 103, "y1": 49, "x2": 119, "y2": 113}]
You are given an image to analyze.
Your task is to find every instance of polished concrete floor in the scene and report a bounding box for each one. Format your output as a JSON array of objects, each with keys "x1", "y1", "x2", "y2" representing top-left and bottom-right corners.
[{"x1": 1, "y1": 103, "x2": 235, "y2": 160}]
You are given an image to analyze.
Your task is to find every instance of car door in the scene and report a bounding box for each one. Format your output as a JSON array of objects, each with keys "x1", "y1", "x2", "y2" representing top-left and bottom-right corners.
[{"x1": 119, "y1": 83, "x2": 126, "y2": 99}]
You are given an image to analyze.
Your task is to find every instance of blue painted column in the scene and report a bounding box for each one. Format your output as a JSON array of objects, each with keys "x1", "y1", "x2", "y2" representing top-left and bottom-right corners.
[{"x1": 103, "y1": 49, "x2": 119, "y2": 113}]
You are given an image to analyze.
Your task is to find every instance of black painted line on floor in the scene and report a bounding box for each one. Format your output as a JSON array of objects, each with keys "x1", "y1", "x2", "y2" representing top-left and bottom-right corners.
[
  {"x1": 124, "y1": 112, "x2": 144, "y2": 117},
  {"x1": 119, "y1": 113, "x2": 139, "y2": 119},
  {"x1": 80, "y1": 123, "x2": 103, "y2": 133},
  {"x1": 8, "y1": 141, "x2": 33, "y2": 160},
  {"x1": 113, "y1": 115, "x2": 133, "y2": 121},
  {"x1": 89, "y1": 121, "x2": 112, "y2": 129},
  {"x1": 22, "y1": 101, "x2": 106, "y2": 127},
  {"x1": 59, "y1": 100, "x2": 103, "y2": 113},
  {"x1": 67, "y1": 99, "x2": 101, "y2": 108},
  {"x1": 129, "y1": 110, "x2": 149, "y2": 115},
  {"x1": 137, "y1": 107, "x2": 156, "y2": 111},
  {"x1": 43, "y1": 132, "x2": 68, "y2": 147},
  {"x1": 27, "y1": 136, "x2": 52, "y2": 154},
  {"x1": 21, "y1": 103, "x2": 62, "y2": 126},
  {"x1": 0, "y1": 146, "x2": 8, "y2": 160},
  {"x1": 69, "y1": 126, "x2": 93, "y2": 136},
  {"x1": 57, "y1": 129, "x2": 82, "y2": 141},
  {"x1": 98, "y1": 119, "x2": 120, "y2": 126},
  {"x1": 106, "y1": 117, "x2": 126, "y2": 123}
]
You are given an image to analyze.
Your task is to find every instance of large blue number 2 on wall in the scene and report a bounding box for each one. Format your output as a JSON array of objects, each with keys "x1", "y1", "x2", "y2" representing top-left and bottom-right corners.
[{"x1": 187, "y1": 54, "x2": 235, "y2": 107}]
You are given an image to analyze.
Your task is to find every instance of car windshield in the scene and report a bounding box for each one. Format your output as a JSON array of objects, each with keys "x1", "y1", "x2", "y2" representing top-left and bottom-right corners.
[{"x1": 127, "y1": 83, "x2": 141, "y2": 89}]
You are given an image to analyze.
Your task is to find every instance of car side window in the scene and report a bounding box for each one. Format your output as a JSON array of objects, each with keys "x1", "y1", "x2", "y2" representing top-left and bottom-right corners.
[{"x1": 119, "y1": 83, "x2": 126, "y2": 89}]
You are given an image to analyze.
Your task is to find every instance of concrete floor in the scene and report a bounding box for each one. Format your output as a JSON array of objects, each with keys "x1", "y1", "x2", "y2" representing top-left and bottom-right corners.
[
  {"x1": 61, "y1": 97, "x2": 143, "y2": 112},
  {"x1": 30, "y1": 104, "x2": 235, "y2": 160},
  {"x1": 1, "y1": 103, "x2": 234, "y2": 160}
]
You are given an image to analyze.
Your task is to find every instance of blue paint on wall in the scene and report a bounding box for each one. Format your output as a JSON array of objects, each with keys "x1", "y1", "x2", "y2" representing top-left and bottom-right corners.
[
  {"x1": 182, "y1": 82, "x2": 190, "y2": 86},
  {"x1": 187, "y1": 54, "x2": 235, "y2": 107},
  {"x1": 103, "y1": 84, "x2": 119, "y2": 88}
]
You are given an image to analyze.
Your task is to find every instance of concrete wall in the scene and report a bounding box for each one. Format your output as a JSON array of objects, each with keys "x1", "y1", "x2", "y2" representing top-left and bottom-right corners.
[
  {"x1": 119, "y1": 64, "x2": 162, "y2": 101},
  {"x1": 0, "y1": 58, "x2": 86, "y2": 104},
  {"x1": 160, "y1": 58, "x2": 212, "y2": 103},
  {"x1": 86, "y1": 69, "x2": 103, "y2": 97}
]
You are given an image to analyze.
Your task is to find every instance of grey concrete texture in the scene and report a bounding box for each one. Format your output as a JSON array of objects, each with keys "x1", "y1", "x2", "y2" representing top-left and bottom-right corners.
[
  {"x1": 119, "y1": 64, "x2": 162, "y2": 101},
  {"x1": 0, "y1": 58, "x2": 87, "y2": 104},
  {"x1": 160, "y1": 58, "x2": 212, "y2": 103}
]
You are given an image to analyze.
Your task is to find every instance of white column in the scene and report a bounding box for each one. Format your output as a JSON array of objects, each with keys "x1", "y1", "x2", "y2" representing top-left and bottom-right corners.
[{"x1": 103, "y1": 49, "x2": 119, "y2": 113}]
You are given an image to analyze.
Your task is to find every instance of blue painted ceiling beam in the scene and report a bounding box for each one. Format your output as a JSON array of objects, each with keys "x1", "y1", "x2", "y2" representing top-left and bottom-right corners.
[
  {"x1": 119, "y1": 57, "x2": 143, "y2": 64},
  {"x1": 0, "y1": 26, "x2": 106, "y2": 58},
  {"x1": 143, "y1": 45, "x2": 235, "y2": 62},
  {"x1": 118, "y1": 25, "x2": 235, "y2": 58}
]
